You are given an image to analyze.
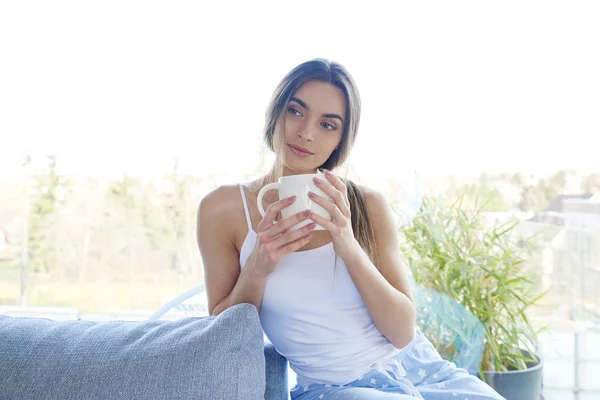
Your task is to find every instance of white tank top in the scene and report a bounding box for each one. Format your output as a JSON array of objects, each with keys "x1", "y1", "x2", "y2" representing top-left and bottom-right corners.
[{"x1": 237, "y1": 185, "x2": 400, "y2": 386}]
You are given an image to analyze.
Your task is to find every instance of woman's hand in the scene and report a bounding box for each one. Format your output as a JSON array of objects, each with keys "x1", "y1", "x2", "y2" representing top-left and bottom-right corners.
[
  {"x1": 308, "y1": 169, "x2": 360, "y2": 260},
  {"x1": 245, "y1": 196, "x2": 316, "y2": 278}
]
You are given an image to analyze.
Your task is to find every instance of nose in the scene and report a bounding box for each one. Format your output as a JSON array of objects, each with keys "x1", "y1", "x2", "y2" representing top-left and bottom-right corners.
[{"x1": 297, "y1": 123, "x2": 315, "y2": 142}]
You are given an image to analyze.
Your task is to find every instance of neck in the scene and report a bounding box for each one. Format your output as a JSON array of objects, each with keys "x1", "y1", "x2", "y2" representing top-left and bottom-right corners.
[
  {"x1": 281, "y1": 164, "x2": 318, "y2": 177},
  {"x1": 263, "y1": 163, "x2": 317, "y2": 182}
]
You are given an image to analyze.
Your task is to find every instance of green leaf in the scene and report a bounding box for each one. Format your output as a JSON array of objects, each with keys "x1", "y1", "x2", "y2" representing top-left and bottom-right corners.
[{"x1": 399, "y1": 193, "x2": 545, "y2": 372}]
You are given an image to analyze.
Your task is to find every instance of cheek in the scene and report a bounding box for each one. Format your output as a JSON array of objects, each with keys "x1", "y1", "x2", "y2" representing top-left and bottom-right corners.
[
  {"x1": 283, "y1": 115, "x2": 299, "y2": 137},
  {"x1": 319, "y1": 137, "x2": 342, "y2": 160},
  {"x1": 326, "y1": 132, "x2": 343, "y2": 149}
]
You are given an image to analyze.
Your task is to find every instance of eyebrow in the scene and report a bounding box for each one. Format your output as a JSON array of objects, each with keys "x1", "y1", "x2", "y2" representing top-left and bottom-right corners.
[{"x1": 290, "y1": 96, "x2": 344, "y2": 124}]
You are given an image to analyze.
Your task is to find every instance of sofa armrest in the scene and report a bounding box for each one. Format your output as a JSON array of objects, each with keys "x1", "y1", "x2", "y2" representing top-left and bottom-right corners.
[
  {"x1": 0, "y1": 304, "x2": 266, "y2": 400},
  {"x1": 264, "y1": 341, "x2": 289, "y2": 400}
]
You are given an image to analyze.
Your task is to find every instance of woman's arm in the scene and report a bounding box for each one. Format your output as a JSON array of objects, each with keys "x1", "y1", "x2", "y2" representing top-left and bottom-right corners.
[
  {"x1": 342, "y1": 188, "x2": 416, "y2": 349},
  {"x1": 307, "y1": 171, "x2": 416, "y2": 349},
  {"x1": 197, "y1": 186, "x2": 267, "y2": 316},
  {"x1": 198, "y1": 185, "x2": 315, "y2": 316}
]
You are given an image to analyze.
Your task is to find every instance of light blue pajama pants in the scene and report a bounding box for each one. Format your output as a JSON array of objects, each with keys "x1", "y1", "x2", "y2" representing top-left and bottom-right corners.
[{"x1": 290, "y1": 330, "x2": 505, "y2": 400}]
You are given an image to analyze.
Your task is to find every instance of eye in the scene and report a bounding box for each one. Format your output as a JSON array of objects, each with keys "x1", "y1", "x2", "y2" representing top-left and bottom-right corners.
[
  {"x1": 287, "y1": 107, "x2": 302, "y2": 117},
  {"x1": 321, "y1": 122, "x2": 337, "y2": 131}
]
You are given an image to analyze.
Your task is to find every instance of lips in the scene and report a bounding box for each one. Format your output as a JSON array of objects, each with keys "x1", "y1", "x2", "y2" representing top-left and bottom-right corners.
[{"x1": 288, "y1": 144, "x2": 313, "y2": 155}]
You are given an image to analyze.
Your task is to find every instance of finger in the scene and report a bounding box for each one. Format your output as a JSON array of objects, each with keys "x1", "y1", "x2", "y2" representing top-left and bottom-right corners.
[
  {"x1": 265, "y1": 231, "x2": 283, "y2": 242},
  {"x1": 265, "y1": 210, "x2": 312, "y2": 238},
  {"x1": 259, "y1": 209, "x2": 311, "y2": 242},
  {"x1": 308, "y1": 191, "x2": 345, "y2": 222},
  {"x1": 257, "y1": 230, "x2": 283, "y2": 249},
  {"x1": 257, "y1": 195, "x2": 296, "y2": 232},
  {"x1": 274, "y1": 232, "x2": 313, "y2": 258},
  {"x1": 313, "y1": 177, "x2": 351, "y2": 217},
  {"x1": 270, "y1": 221, "x2": 317, "y2": 249},
  {"x1": 323, "y1": 169, "x2": 349, "y2": 205},
  {"x1": 308, "y1": 212, "x2": 337, "y2": 232}
]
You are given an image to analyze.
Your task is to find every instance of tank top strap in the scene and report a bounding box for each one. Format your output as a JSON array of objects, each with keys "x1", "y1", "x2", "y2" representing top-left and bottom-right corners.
[{"x1": 238, "y1": 184, "x2": 253, "y2": 232}]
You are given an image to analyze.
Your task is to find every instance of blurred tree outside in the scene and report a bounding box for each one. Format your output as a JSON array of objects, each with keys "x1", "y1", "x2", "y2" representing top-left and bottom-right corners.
[
  {"x1": 159, "y1": 159, "x2": 200, "y2": 279},
  {"x1": 1, "y1": 155, "x2": 597, "y2": 313},
  {"x1": 582, "y1": 173, "x2": 600, "y2": 193},
  {"x1": 446, "y1": 170, "x2": 592, "y2": 213},
  {"x1": 27, "y1": 155, "x2": 68, "y2": 276},
  {"x1": 0, "y1": 156, "x2": 205, "y2": 313}
]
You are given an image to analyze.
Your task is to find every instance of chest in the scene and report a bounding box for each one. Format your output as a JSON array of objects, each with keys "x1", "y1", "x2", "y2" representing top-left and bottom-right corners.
[
  {"x1": 235, "y1": 190, "x2": 333, "y2": 252},
  {"x1": 260, "y1": 246, "x2": 364, "y2": 312}
]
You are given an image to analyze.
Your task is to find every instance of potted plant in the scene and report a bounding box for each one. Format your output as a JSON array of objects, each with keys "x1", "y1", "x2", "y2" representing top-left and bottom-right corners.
[{"x1": 398, "y1": 195, "x2": 546, "y2": 400}]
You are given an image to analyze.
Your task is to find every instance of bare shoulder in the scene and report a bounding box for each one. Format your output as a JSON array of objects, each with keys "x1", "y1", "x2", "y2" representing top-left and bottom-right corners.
[
  {"x1": 197, "y1": 184, "x2": 245, "y2": 236},
  {"x1": 356, "y1": 184, "x2": 390, "y2": 219},
  {"x1": 198, "y1": 185, "x2": 241, "y2": 217}
]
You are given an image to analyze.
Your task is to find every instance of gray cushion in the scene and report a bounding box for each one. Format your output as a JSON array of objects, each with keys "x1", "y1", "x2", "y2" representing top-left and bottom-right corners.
[
  {"x1": 0, "y1": 303, "x2": 265, "y2": 400},
  {"x1": 264, "y1": 341, "x2": 288, "y2": 400}
]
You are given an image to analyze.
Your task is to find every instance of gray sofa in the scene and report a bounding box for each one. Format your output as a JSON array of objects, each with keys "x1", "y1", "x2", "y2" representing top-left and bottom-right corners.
[{"x1": 0, "y1": 303, "x2": 289, "y2": 400}]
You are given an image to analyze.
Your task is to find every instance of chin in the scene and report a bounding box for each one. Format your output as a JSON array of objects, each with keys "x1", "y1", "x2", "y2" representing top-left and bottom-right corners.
[
  {"x1": 281, "y1": 157, "x2": 321, "y2": 175},
  {"x1": 281, "y1": 149, "x2": 324, "y2": 173}
]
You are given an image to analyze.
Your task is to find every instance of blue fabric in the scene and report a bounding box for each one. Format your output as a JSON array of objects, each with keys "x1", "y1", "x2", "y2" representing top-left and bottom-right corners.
[
  {"x1": 290, "y1": 330, "x2": 505, "y2": 400},
  {"x1": 265, "y1": 340, "x2": 290, "y2": 400},
  {"x1": 0, "y1": 303, "x2": 266, "y2": 400},
  {"x1": 414, "y1": 286, "x2": 486, "y2": 374}
]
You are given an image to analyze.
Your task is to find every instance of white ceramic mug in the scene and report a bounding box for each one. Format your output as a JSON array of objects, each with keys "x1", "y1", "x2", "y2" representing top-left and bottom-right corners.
[{"x1": 257, "y1": 172, "x2": 332, "y2": 231}]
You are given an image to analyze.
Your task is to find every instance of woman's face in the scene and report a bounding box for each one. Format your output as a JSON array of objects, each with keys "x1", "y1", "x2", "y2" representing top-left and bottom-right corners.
[{"x1": 280, "y1": 80, "x2": 346, "y2": 174}]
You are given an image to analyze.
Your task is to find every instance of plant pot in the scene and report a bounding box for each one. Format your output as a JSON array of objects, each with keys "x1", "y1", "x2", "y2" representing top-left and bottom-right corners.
[{"x1": 482, "y1": 352, "x2": 544, "y2": 400}]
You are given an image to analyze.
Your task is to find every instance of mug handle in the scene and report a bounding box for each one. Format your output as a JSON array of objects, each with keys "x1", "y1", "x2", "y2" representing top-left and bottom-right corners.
[{"x1": 257, "y1": 182, "x2": 279, "y2": 217}]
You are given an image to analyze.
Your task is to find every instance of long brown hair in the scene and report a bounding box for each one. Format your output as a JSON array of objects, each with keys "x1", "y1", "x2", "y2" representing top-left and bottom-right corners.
[{"x1": 262, "y1": 58, "x2": 377, "y2": 263}]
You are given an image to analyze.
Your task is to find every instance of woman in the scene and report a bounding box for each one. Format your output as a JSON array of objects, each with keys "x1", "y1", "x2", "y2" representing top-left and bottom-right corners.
[{"x1": 197, "y1": 59, "x2": 504, "y2": 400}]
